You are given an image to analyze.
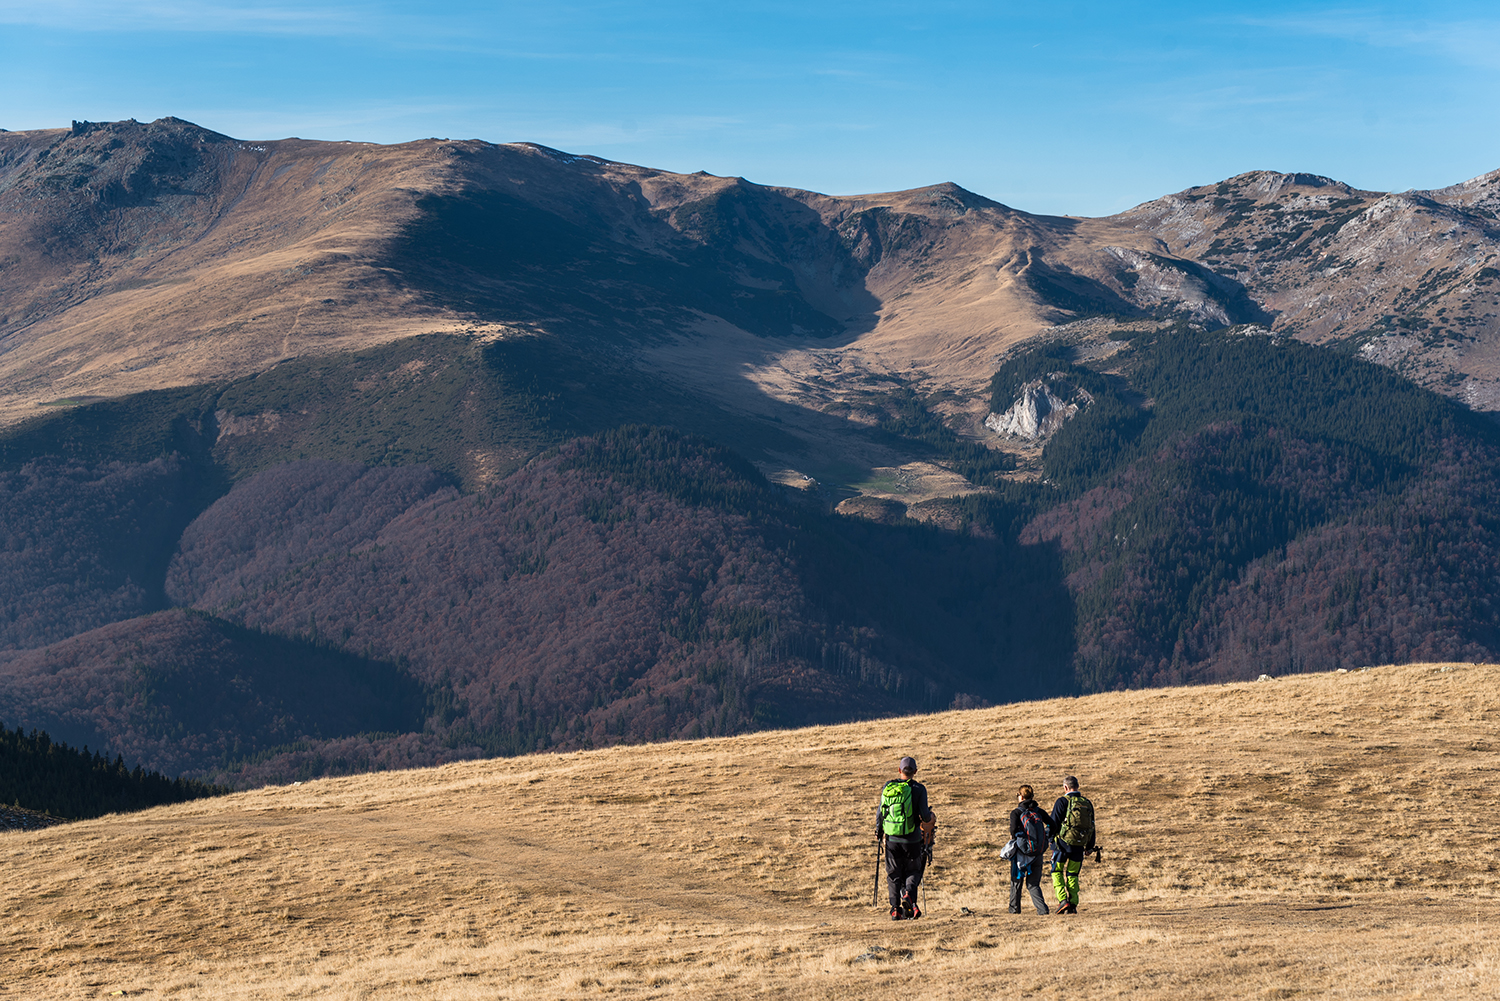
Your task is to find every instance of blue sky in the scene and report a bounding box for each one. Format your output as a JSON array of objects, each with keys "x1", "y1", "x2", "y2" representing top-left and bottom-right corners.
[{"x1": 2, "y1": 1, "x2": 1497, "y2": 215}]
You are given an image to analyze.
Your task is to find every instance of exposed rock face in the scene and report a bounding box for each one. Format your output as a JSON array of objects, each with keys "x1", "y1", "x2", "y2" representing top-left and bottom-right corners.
[
  {"x1": 1114, "y1": 170, "x2": 1500, "y2": 401},
  {"x1": 985, "y1": 376, "x2": 1093, "y2": 440},
  {"x1": 1102, "y1": 246, "x2": 1267, "y2": 327}
]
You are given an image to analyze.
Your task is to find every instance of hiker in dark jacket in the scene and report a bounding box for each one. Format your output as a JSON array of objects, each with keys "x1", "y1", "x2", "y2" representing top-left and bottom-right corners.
[
  {"x1": 1049, "y1": 775, "x2": 1096, "y2": 915},
  {"x1": 877, "y1": 755, "x2": 936, "y2": 920},
  {"x1": 1008, "y1": 784, "x2": 1052, "y2": 914}
]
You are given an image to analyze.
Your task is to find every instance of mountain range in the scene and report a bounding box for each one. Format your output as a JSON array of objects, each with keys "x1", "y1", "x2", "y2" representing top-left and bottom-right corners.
[
  {"x1": 3, "y1": 116, "x2": 1500, "y2": 788},
  {"x1": 3, "y1": 116, "x2": 1498, "y2": 430}
]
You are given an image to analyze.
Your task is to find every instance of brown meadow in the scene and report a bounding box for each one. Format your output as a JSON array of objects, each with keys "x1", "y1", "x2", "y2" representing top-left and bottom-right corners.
[{"x1": 3, "y1": 662, "x2": 1498, "y2": 999}]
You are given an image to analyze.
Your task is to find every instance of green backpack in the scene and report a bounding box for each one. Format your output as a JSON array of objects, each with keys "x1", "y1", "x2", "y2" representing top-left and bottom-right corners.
[
  {"x1": 1058, "y1": 794, "x2": 1095, "y2": 848},
  {"x1": 880, "y1": 780, "x2": 918, "y2": 837}
]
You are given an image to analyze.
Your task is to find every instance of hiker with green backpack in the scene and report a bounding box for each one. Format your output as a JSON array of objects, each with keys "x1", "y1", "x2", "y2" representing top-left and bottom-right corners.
[
  {"x1": 1048, "y1": 775, "x2": 1096, "y2": 915},
  {"x1": 876, "y1": 756, "x2": 936, "y2": 921}
]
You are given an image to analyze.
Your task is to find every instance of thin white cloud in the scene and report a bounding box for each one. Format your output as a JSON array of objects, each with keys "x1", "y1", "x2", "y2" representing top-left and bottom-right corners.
[
  {"x1": 0, "y1": 0, "x2": 369, "y2": 36},
  {"x1": 1136, "y1": 82, "x2": 1323, "y2": 123},
  {"x1": 1247, "y1": 9, "x2": 1500, "y2": 71}
]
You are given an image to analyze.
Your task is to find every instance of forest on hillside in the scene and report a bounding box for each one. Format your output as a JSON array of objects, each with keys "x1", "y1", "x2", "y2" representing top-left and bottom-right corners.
[
  {"x1": 166, "y1": 431, "x2": 1069, "y2": 767},
  {"x1": 0, "y1": 722, "x2": 222, "y2": 820},
  {"x1": 979, "y1": 329, "x2": 1500, "y2": 688},
  {"x1": 3, "y1": 325, "x2": 1500, "y2": 794},
  {"x1": 0, "y1": 609, "x2": 429, "y2": 779}
]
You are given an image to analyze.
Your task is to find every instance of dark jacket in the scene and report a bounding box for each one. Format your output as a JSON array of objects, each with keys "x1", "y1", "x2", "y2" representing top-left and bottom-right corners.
[
  {"x1": 1009, "y1": 797, "x2": 1053, "y2": 863},
  {"x1": 878, "y1": 778, "x2": 934, "y2": 843},
  {"x1": 1050, "y1": 791, "x2": 1096, "y2": 858},
  {"x1": 1009, "y1": 798, "x2": 1055, "y2": 839}
]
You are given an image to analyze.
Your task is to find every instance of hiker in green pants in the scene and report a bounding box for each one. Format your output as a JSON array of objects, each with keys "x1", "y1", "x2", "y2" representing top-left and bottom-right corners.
[{"x1": 1048, "y1": 776, "x2": 1095, "y2": 915}]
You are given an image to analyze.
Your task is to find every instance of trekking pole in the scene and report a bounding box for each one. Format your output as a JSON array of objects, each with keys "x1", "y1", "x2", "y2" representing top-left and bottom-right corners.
[
  {"x1": 921, "y1": 827, "x2": 935, "y2": 915},
  {"x1": 921, "y1": 846, "x2": 929, "y2": 916},
  {"x1": 873, "y1": 829, "x2": 883, "y2": 907}
]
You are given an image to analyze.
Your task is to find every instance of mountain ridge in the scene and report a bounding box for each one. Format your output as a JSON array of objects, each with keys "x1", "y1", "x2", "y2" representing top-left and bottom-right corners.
[
  {"x1": 4, "y1": 117, "x2": 1499, "y2": 431},
  {"x1": 6, "y1": 118, "x2": 1500, "y2": 789}
]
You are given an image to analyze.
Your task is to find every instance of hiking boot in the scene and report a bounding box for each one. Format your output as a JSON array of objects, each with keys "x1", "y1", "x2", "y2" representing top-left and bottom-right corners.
[
  {"x1": 890, "y1": 907, "x2": 904, "y2": 921},
  {"x1": 906, "y1": 902, "x2": 922, "y2": 919}
]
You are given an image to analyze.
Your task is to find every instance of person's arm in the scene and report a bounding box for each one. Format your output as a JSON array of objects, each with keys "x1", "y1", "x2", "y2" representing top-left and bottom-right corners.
[
  {"x1": 913, "y1": 782, "x2": 936, "y2": 844},
  {"x1": 914, "y1": 782, "x2": 934, "y2": 824},
  {"x1": 1009, "y1": 806, "x2": 1022, "y2": 837}
]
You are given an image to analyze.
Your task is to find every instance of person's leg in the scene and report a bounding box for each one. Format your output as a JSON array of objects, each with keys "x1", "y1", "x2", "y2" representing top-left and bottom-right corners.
[
  {"x1": 1008, "y1": 857, "x2": 1023, "y2": 912},
  {"x1": 1050, "y1": 853, "x2": 1069, "y2": 908},
  {"x1": 885, "y1": 841, "x2": 903, "y2": 910},
  {"x1": 1026, "y1": 867, "x2": 1049, "y2": 915},
  {"x1": 1062, "y1": 858, "x2": 1082, "y2": 911},
  {"x1": 902, "y1": 843, "x2": 926, "y2": 916}
]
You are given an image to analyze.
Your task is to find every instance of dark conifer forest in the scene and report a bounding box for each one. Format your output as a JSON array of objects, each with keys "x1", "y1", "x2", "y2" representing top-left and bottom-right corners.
[
  {"x1": 987, "y1": 329, "x2": 1500, "y2": 688},
  {"x1": 3, "y1": 325, "x2": 1499, "y2": 808},
  {"x1": 0, "y1": 722, "x2": 222, "y2": 820}
]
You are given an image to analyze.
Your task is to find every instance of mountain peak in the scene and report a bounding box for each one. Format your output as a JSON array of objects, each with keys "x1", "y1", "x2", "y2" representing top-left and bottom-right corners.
[
  {"x1": 66, "y1": 116, "x2": 234, "y2": 143},
  {"x1": 895, "y1": 180, "x2": 1010, "y2": 214}
]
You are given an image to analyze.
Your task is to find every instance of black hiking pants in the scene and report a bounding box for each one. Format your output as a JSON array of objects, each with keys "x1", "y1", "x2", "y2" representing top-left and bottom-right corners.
[{"x1": 885, "y1": 837, "x2": 926, "y2": 908}]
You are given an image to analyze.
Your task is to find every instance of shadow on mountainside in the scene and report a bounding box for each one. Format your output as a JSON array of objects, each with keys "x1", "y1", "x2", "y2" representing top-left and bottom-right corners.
[{"x1": 383, "y1": 178, "x2": 880, "y2": 343}]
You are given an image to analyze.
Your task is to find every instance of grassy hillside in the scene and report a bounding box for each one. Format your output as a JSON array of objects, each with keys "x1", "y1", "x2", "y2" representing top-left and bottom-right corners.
[
  {"x1": 390, "y1": 182, "x2": 852, "y2": 340},
  {"x1": 3, "y1": 662, "x2": 1496, "y2": 999}
]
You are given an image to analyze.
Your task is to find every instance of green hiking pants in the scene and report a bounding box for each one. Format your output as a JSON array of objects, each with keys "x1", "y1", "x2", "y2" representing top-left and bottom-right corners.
[{"x1": 1052, "y1": 857, "x2": 1082, "y2": 908}]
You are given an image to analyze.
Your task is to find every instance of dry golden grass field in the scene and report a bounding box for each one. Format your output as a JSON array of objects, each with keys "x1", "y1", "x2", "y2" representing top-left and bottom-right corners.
[{"x1": 4, "y1": 662, "x2": 1499, "y2": 1000}]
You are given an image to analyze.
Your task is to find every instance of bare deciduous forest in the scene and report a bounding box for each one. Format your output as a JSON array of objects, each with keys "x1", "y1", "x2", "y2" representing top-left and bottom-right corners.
[{"x1": 4, "y1": 330, "x2": 1500, "y2": 802}]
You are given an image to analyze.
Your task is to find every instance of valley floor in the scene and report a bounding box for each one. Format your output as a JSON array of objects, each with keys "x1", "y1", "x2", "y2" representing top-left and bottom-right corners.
[{"x1": 3, "y1": 663, "x2": 1497, "y2": 999}]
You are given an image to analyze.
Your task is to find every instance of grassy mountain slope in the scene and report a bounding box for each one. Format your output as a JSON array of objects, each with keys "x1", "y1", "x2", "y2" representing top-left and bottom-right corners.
[
  {"x1": 0, "y1": 331, "x2": 807, "y2": 495},
  {"x1": 5, "y1": 120, "x2": 1500, "y2": 429},
  {"x1": 2, "y1": 662, "x2": 1495, "y2": 998}
]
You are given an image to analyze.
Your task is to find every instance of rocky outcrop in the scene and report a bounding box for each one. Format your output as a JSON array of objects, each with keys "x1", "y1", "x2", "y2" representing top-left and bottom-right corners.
[
  {"x1": 834, "y1": 495, "x2": 909, "y2": 524},
  {"x1": 985, "y1": 376, "x2": 1093, "y2": 441},
  {"x1": 1113, "y1": 170, "x2": 1500, "y2": 403}
]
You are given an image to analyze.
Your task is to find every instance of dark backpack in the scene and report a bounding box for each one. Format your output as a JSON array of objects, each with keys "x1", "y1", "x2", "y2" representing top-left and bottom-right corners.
[
  {"x1": 1058, "y1": 794, "x2": 1095, "y2": 848},
  {"x1": 1016, "y1": 803, "x2": 1050, "y2": 858},
  {"x1": 880, "y1": 780, "x2": 917, "y2": 837}
]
